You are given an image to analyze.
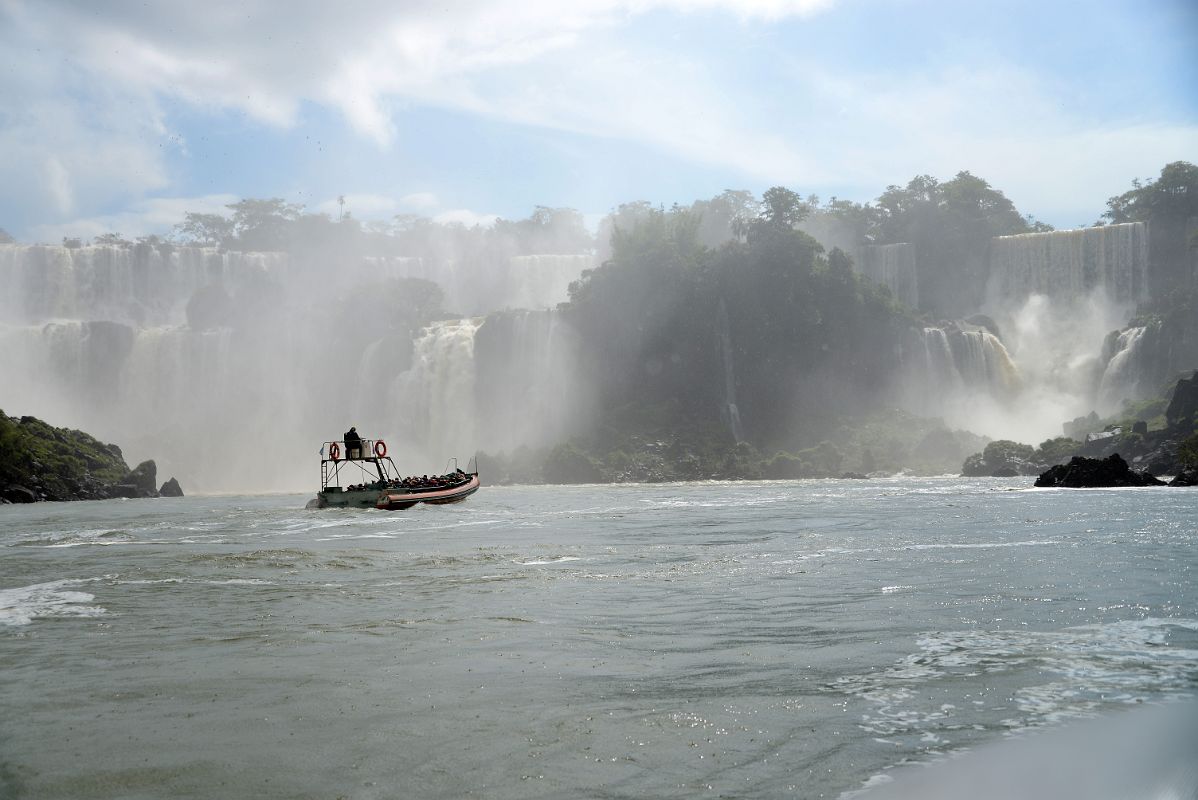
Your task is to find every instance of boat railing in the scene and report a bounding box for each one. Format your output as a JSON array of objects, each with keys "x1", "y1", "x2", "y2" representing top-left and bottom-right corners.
[{"x1": 322, "y1": 438, "x2": 387, "y2": 461}]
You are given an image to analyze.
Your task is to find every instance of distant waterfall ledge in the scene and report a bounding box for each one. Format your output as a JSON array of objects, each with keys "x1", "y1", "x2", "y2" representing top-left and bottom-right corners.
[
  {"x1": 859, "y1": 243, "x2": 919, "y2": 310},
  {"x1": 988, "y1": 222, "x2": 1148, "y2": 307}
]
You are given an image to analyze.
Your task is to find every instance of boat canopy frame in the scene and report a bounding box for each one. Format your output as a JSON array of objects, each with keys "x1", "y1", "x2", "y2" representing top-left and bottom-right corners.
[{"x1": 320, "y1": 439, "x2": 399, "y2": 491}]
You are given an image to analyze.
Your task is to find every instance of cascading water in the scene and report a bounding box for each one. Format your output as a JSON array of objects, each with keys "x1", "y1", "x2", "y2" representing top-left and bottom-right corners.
[
  {"x1": 0, "y1": 240, "x2": 601, "y2": 492},
  {"x1": 988, "y1": 222, "x2": 1148, "y2": 307},
  {"x1": 967, "y1": 222, "x2": 1156, "y2": 440},
  {"x1": 0, "y1": 244, "x2": 321, "y2": 492},
  {"x1": 900, "y1": 322, "x2": 1028, "y2": 437},
  {"x1": 476, "y1": 309, "x2": 593, "y2": 456},
  {"x1": 714, "y1": 298, "x2": 744, "y2": 442},
  {"x1": 917, "y1": 324, "x2": 1020, "y2": 401},
  {"x1": 1097, "y1": 326, "x2": 1147, "y2": 414},
  {"x1": 387, "y1": 318, "x2": 484, "y2": 466},
  {"x1": 0, "y1": 243, "x2": 285, "y2": 326},
  {"x1": 366, "y1": 254, "x2": 594, "y2": 316},
  {"x1": 859, "y1": 243, "x2": 919, "y2": 309}
]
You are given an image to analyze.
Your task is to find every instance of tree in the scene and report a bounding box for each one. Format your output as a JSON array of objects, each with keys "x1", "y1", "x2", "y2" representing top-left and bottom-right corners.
[
  {"x1": 1104, "y1": 161, "x2": 1198, "y2": 224},
  {"x1": 1104, "y1": 162, "x2": 1198, "y2": 296},
  {"x1": 596, "y1": 201, "x2": 657, "y2": 262},
  {"x1": 759, "y1": 186, "x2": 811, "y2": 231},
  {"x1": 174, "y1": 213, "x2": 233, "y2": 247},
  {"x1": 493, "y1": 206, "x2": 592, "y2": 254},
  {"x1": 870, "y1": 171, "x2": 1032, "y2": 313},
  {"x1": 1179, "y1": 433, "x2": 1198, "y2": 468},
  {"x1": 227, "y1": 198, "x2": 302, "y2": 251},
  {"x1": 690, "y1": 189, "x2": 760, "y2": 247},
  {"x1": 94, "y1": 233, "x2": 132, "y2": 247}
]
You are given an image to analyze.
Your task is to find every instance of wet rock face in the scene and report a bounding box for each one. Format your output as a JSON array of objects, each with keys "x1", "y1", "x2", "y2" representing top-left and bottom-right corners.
[
  {"x1": 1170, "y1": 468, "x2": 1198, "y2": 487},
  {"x1": 2, "y1": 485, "x2": 37, "y2": 503},
  {"x1": 1166, "y1": 375, "x2": 1198, "y2": 429},
  {"x1": 159, "y1": 477, "x2": 184, "y2": 497},
  {"x1": 124, "y1": 460, "x2": 158, "y2": 494},
  {"x1": 1034, "y1": 453, "x2": 1166, "y2": 488}
]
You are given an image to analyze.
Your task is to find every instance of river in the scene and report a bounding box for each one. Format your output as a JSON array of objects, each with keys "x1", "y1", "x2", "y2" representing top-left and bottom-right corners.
[{"x1": 2, "y1": 478, "x2": 1196, "y2": 798}]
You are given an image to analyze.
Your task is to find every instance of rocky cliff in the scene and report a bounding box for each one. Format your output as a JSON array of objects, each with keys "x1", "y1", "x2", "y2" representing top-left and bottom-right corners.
[{"x1": 0, "y1": 411, "x2": 183, "y2": 502}]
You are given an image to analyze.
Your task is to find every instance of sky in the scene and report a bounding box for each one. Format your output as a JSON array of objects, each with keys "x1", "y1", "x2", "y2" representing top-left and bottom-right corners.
[{"x1": 1, "y1": 0, "x2": 1195, "y2": 243}]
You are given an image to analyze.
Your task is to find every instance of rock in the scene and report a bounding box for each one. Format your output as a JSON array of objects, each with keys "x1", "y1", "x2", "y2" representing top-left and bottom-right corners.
[
  {"x1": 1169, "y1": 468, "x2": 1198, "y2": 487},
  {"x1": 2, "y1": 484, "x2": 38, "y2": 503},
  {"x1": 840, "y1": 472, "x2": 868, "y2": 479},
  {"x1": 107, "y1": 484, "x2": 142, "y2": 499},
  {"x1": 1064, "y1": 411, "x2": 1101, "y2": 441},
  {"x1": 1035, "y1": 454, "x2": 1166, "y2": 488},
  {"x1": 122, "y1": 460, "x2": 158, "y2": 495},
  {"x1": 961, "y1": 440, "x2": 1040, "y2": 477},
  {"x1": 159, "y1": 477, "x2": 184, "y2": 497},
  {"x1": 1165, "y1": 373, "x2": 1198, "y2": 429}
]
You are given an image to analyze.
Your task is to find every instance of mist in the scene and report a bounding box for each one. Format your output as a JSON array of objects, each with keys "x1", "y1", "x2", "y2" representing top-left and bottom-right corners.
[{"x1": 2, "y1": 165, "x2": 1194, "y2": 493}]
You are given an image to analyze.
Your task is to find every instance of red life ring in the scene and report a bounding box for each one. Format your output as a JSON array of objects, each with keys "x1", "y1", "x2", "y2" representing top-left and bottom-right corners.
[
  {"x1": 374, "y1": 440, "x2": 387, "y2": 458},
  {"x1": 329, "y1": 442, "x2": 341, "y2": 460}
]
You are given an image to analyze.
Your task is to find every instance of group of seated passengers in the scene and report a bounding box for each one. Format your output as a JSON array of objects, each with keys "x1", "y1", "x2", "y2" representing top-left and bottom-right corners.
[
  {"x1": 343, "y1": 469, "x2": 467, "y2": 492},
  {"x1": 392, "y1": 471, "x2": 465, "y2": 490}
]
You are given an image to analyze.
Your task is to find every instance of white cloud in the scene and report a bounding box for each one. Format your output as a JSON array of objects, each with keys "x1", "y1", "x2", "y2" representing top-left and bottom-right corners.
[
  {"x1": 2, "y1": 0, "x2": 1193, "y2": 233},
  {"x1": 399, "y1": 192, "x2": 440, "y2": 211}
]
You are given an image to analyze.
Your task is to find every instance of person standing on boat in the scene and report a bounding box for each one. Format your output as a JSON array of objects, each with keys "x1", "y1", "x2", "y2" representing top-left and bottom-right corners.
[{"x1": 344, "y1": 426, "x2": 362, "y2": 460}]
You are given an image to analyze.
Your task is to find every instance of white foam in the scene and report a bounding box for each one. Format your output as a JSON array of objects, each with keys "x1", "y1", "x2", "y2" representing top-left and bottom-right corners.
[
  {"x1": 517, "y1": 556, "x2": 581, "y2": 566},
  {"x1": 0, "y1": 579, "x2": 107, "y2": 627}
]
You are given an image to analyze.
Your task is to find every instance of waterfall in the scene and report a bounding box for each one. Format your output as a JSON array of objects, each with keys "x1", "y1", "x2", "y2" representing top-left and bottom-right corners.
[
  {"x1": 904, "y1": 323, "x2": 1024, "y2": 435},
  {"x1": 1097, "y1": 326, "x2": 1147, "y2": 413},
  {"x1": 918, "y1": 324, "x2": 1020, "y2": 400},
  {"x1": 0, "y1": 243, "x2": 285, "y2": 327},
  {"x1": 473, "y1": 309, "x2": 591, "y2": 455},
  {"x1": 988, "y1": 222, "x2": 1148, "y2": 307},
  {"x1": 714, "y1": 299, "x2": 744, "y2": 442},
  {"x1": 859, "y1": 243, "x2": 919, "y2": 309},
  {"x1": 365, "y1": 253, "x2": 594, "y2": 315},
  {"x1": 388, "y1": 319, "x2": 483, "y2": 464}
]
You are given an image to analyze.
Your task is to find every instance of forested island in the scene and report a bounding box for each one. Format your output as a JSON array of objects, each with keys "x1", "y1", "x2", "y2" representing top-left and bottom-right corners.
[
  {"x1": 0, "y1": 412, "x2": 182, "y2": 502},
  {"x1": 1, "y1": 162, "x2": 1196, "y2": 493}
]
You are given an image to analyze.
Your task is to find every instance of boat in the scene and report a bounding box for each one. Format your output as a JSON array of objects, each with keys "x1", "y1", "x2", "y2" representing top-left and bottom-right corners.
[{"x1": 310, "y1": 434, "x2": 479, "y2": 510}]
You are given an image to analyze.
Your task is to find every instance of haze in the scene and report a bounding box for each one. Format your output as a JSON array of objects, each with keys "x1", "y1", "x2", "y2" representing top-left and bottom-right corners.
[{"x1": 1, "y1": 0, "x2": 1196, "y2": 493}]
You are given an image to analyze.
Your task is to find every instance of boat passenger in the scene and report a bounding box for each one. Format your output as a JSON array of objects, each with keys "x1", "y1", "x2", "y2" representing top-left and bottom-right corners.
[{"x1": 344, "y1": 426, "x2": 362, "y2": 459}]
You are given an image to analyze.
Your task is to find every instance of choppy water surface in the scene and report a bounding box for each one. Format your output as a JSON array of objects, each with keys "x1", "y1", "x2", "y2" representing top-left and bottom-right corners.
[{"x1": 2, "y1": 478, "x2": 1196, "y2": 799}]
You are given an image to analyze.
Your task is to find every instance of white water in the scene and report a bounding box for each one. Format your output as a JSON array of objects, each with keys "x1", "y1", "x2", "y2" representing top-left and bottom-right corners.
[
  {"x1": 1097, "y1": 325, "x2": 1148, "y2": 414},
  {"x1": 988, "y1": 222, "x2": 1148, "y2": 307},
  {"x1": 387, "y1": 318, "x2": 483, "y2": 466},
  {"x1": 0, "y1": 243, "x2": 597, "y2": 492},
  {"x1": 715, "y1": 298, "x2": 745, "y2": 442},
  {"x1": 859, "y1": 243, "x2": 919, "y2": 309},
  {"x1": 3, "y1": 480, "x2": 1195, "y2": 798},
  {"x1": 369, "y1": 253, "x2": 594, "y2": 315}
]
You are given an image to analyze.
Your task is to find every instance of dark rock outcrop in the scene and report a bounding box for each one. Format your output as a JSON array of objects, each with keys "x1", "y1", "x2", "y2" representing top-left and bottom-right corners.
[
  {"x1": 961, "y1": 440, "x2": 1043, "y2": 477},
  {"x1": 0, "y1": 412, "x2": 177, "y2": 502},
  {"x1": 1035, "y1": 454, "x2": 1166, "y2": 488},
  {"x1": 1166, "y1": 374, "x2": 1198, "y2": 429},
  {"x1": 1169, "y1": 468, "x2": 1198, "y2": 487},
  {"x1": 159, "y1": 477, "x2": 184, "y2": 497},
  {"x1": 123, "y1": 460, "x2": 158, "y2": 495},
  {"x1": 2, "y1": 485, "x2": 37, "y2": 503}
]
